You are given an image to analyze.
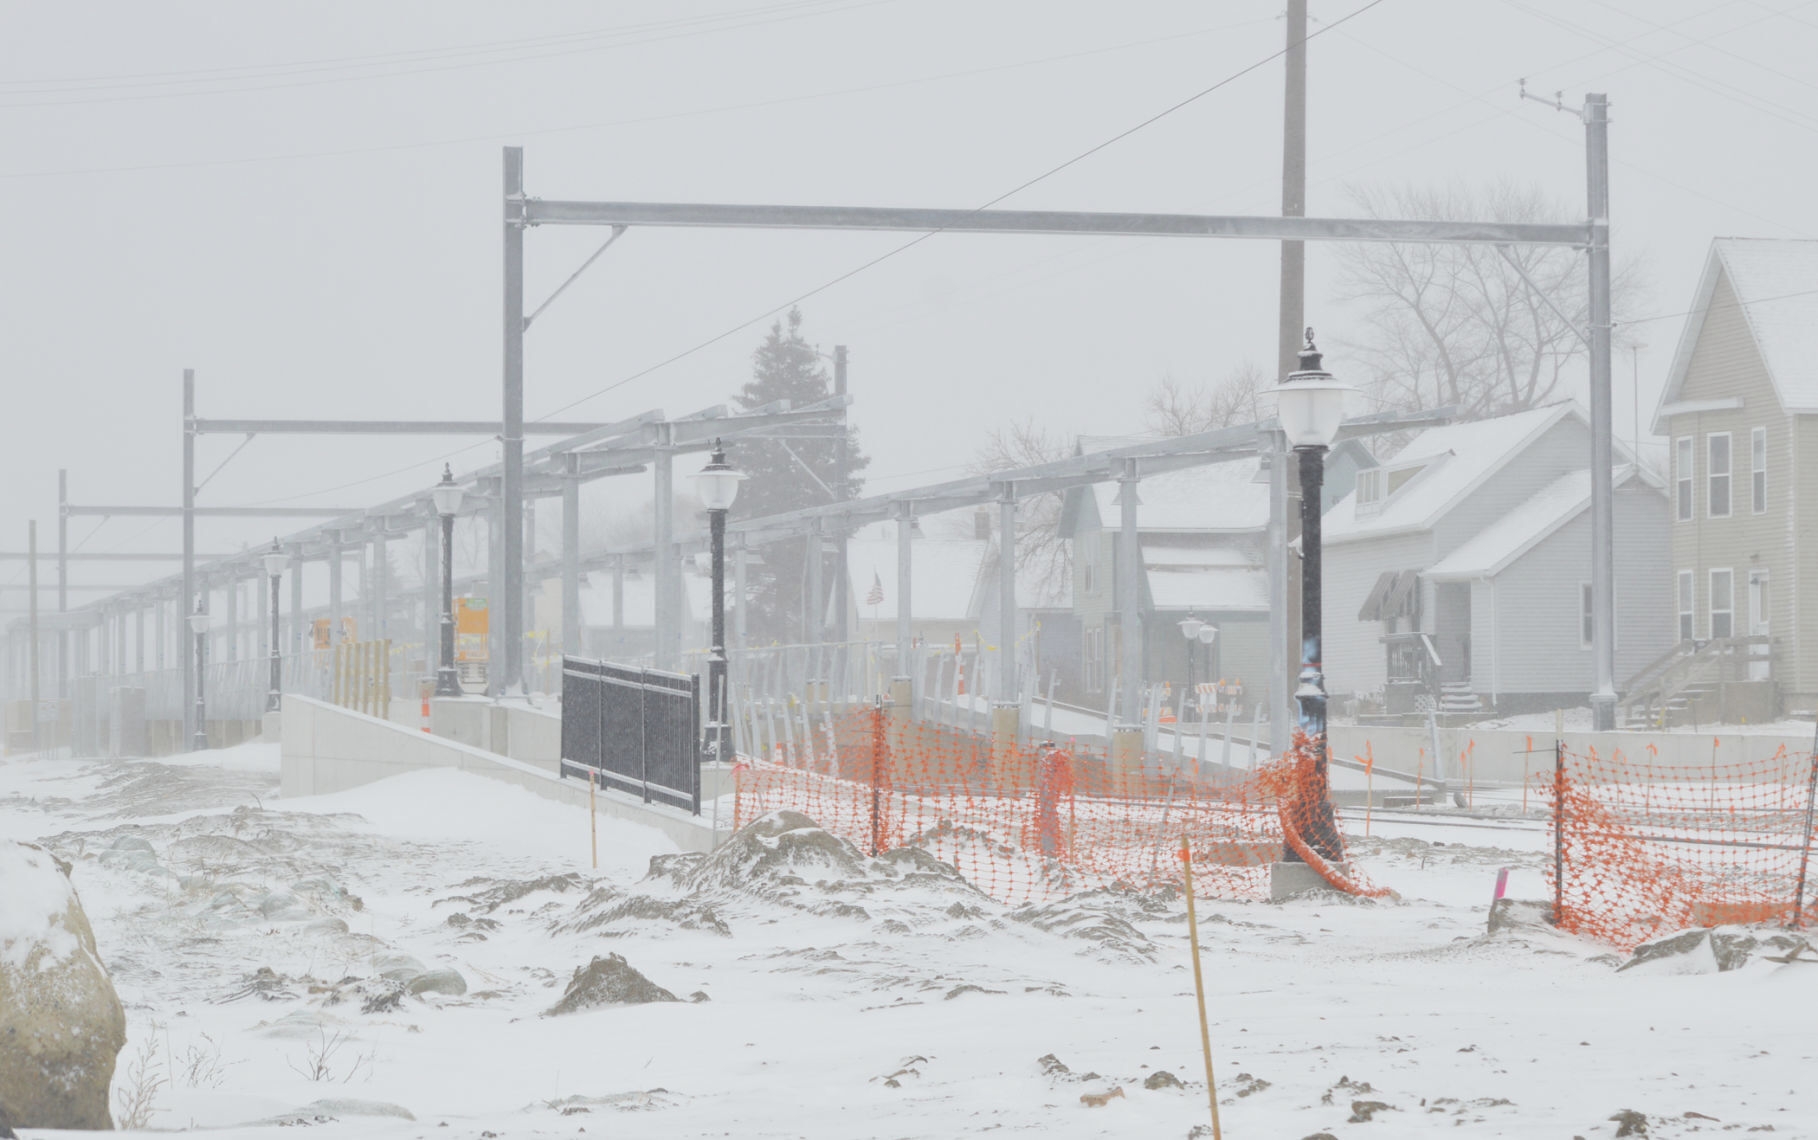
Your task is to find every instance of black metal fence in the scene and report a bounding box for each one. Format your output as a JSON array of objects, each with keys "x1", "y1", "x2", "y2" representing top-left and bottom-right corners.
[{"x1": 559, "y1": 656, "x2": 701, "y2": 814}]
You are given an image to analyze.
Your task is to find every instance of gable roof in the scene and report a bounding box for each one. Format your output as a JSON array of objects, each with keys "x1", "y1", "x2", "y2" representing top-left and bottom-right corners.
[
  {"x1": 1323, "y1": 403, "x2": 1577, "y2": 544},
  {"x1": 1424, "y1": 464, "x2": 1651, "y2": 580},
  {"x1": 1653, "y1": 238, "x2": 1818, "y2": 428},
  {"x1": 1078, "y1": 456, "x2": 1269, "y2": 535}
]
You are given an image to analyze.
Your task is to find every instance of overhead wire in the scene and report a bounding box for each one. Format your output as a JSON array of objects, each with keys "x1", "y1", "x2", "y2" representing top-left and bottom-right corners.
[{"x1": 532, "y1": 0, "x2": 1391, "y2": 424}]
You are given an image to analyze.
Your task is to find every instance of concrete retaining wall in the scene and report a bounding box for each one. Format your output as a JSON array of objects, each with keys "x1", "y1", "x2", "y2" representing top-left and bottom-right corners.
[
  {"x1": 427, "y1": 698, "x2": 561, "y2": 774},
  {"x1": 280, "y1": 696, "x2": 721, "y2": 852}
]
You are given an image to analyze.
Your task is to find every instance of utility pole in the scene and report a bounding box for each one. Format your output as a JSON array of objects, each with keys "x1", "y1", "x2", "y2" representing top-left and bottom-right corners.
[
  {"x1": 1272, "y1": 0, "x2": 1309, "y2": 754},
  {"x1": 1585, "y1": 92, "x2": 1617, "y2": 731},
  {"x1": 502, "y1": 146, "x2": 527, "y2": 697}
]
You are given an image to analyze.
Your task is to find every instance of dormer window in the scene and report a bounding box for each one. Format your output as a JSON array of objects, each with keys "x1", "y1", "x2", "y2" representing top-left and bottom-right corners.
[
  {"x1": 1355, "y1": 460, "x2": 1430, "y2": 517},
  {"x1": 1355, "y1": 468, "x2": 1384, "y2": 511}
]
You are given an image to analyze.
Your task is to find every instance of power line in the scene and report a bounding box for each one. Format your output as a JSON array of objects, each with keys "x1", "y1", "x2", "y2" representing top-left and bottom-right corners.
[
  {"x1": 1615, "y1": 284, "x2": 1818, "y2": 328},
  {"x1": 534, "y1": 0, "x2": 1391, "y2": 423},
  {"x1": 0, "y1": 1, "x2": 889, "y2": 109},
  {"x1": 0, "y1": 17, "x2": 1268, "y2": 181}
]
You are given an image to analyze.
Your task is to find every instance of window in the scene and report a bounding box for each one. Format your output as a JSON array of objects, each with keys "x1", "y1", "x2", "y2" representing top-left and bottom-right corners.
[
  {"x1": 1752, "y1": 426, "x2": 1767, "y2": 514},
  {"x1": 1580, "y1": 583, "x2": 1594, "y2": 649},
  {"x1": 1081, "y1": 539, "x2": 1096, "y2": 594},
  {"x1": 1083, "y1": 626, "x2": 1103, "y2": 693},
  {"x1": 1355, "y1": 468, "x2": 1383, "y2": 508},
  {"x1": 1710, "y1": 568, "x2": 1734, "y2": 639},
  {"x1": 1675, "y1": 437, "x2": 1694, "y2": 522},
  {"x1": 1678, "y1": 571, "x2": 1694, "y2": 642},
  {"x1": 1708, "y1": 433, "x2": 1732, "y2": 518}
]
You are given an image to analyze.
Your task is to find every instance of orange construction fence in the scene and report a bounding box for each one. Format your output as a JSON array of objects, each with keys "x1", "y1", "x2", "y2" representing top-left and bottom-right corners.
[
  {"x1": 1542, "y1": 741, "x2": 1818, "y2": 950},
  {"x1": 732, "y1": 704, "x2": 1387, "y2": 905}
]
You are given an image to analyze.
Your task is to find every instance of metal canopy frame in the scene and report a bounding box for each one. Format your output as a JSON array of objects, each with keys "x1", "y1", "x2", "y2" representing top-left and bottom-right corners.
[{"x1": 504, "y1": 94, "x2": 1617, "y2": 725}]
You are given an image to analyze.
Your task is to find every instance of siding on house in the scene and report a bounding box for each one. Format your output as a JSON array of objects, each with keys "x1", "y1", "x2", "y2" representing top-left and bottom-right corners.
[
  {"x1": 1471, "y1": 481, "x2": 1673, "y2": 698},
  {"x1": 1662, "y1": 269, "x2": 1800, "y2": 692},
  {"x1": 1795, "y1": 414, "x2": 1818, "y2": 702},
  {"x1": 1429, "y1": 417, "x2": 1594, "y2": 556},
  {"x1": 1325, "y1": 530, "x2": 1433, "y2": 699}
]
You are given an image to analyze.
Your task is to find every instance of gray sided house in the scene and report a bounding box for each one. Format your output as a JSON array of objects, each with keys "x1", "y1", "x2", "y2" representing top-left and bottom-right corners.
[
  {"x1": 1324, "y1": 403, "x2": 1671, "y2": 718},
  {"x1": 1650, "y1": 238, "x2": 1818, "y2": 718},
  {"x1": 1056, "y1": 438, "x2": 1374, "y2": 716}
]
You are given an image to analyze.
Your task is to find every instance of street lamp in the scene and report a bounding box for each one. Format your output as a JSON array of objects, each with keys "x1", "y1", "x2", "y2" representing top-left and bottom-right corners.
[
  {"x1": 1178, "y1": 614, "x2": 1204, "y2": 716},
  {"x1": 692, "y1": 440, "x2": 745, "y2": 761},
  {"x1": 188, "y1": 599, "x2": 210, "y2": 751},
  {"x1": 262, "y1": 539, "x2": 287, "y2": 713},
  {"x1": 431, "y1": 464, "x2": 465, "y2": 698},
  {"x1": 1273, "y1": 327, "x2": 1354, "y2": 862}
]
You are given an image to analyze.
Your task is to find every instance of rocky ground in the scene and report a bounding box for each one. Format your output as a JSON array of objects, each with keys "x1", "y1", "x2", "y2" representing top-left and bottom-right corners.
[{"x1": 1, "y1": 743, "x2": 1814, "y2": 1138}]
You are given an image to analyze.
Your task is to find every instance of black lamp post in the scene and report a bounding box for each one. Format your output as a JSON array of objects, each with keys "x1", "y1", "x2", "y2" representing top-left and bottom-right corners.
[
  {"x1": 188, "y1": 598, "x2": 209, "y2": 751},
  {"x1": 692, "y1": 441, "x2": 745, "y2": 761},
  {"x1": 1274, "y1": 328, "x2": 1353, "y2": 862},
  {"x1": 432, "y1": 464, "x2": 464, "y2": 697},
  {"x1": 262, "y1": 539, "x2": 287, "y2": 713}
]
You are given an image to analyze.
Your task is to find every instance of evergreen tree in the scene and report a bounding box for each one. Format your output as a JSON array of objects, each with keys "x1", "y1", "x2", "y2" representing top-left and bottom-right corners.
[{"x1": 730, "y1": 308, "x2": 869, "y2": 642}]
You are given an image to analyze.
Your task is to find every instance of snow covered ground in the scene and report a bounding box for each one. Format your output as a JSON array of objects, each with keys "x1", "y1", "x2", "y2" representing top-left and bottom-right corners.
[{"x1": 3, "y1": 744, "x2": 1815, "y2": 1139}]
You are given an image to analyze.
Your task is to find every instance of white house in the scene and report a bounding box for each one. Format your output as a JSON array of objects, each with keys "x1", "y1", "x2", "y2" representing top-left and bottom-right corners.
[{"x1": 1323, "y1": 402, "x2": 1671, "y2": 717}]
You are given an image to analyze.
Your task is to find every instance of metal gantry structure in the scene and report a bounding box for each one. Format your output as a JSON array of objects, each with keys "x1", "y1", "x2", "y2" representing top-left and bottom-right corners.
[
  {"x1": 503, "y1": 93, "x2": 1616, "y2": 726},
  {"x1": 8, "y1": 93, "x2": 1621, "y2": 740}
]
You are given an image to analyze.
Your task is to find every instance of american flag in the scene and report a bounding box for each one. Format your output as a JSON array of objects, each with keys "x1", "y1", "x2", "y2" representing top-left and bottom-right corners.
[{"x1": 866, "y1": 571, "x2": 884, "y2": 607}]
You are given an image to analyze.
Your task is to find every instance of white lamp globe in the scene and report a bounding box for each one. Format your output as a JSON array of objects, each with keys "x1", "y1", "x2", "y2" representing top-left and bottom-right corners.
[
  {"x1": 1178, "y1": 615, "x2": 1204, "y2": 641},
  {"x1": 261, "y1": 539, "x2": 288, "y2": 578},
  {"x1": 187, "y1": 606, "x2": 209, "y2": 635},
  {"x1": 693, "y1": 441, "x2": 745, "y2": 512},
  {"x1": 1274, "y1": 328, "x2": 1355, "y2": 449},
  {"x1": 431, "y1": 463, "x2": 464, "y2": 517},
  {"x1": 1198, "y1": 624, "x2": 1218, "y2": 645}
]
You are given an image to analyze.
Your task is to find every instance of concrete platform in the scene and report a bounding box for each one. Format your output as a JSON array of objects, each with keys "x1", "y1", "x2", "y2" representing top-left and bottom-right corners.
[{"x1": 1270, "y1": 860, "x2": 1350, "y2": 900}]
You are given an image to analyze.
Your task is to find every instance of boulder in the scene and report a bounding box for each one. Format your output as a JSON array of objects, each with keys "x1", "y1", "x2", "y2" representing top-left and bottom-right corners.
[
  {"x1": 1485, "y1": 898, "x2": 1554, "y2": 935},
  {"x1": 0, "y1": 841, "x2": 127, "y2": 1130}
]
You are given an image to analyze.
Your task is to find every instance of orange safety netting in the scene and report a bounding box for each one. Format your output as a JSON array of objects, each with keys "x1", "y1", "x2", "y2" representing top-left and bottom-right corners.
[
  {"x1": 1541, "y1": 742, "x2": 1818, "y2": 950},
  {"x1": 731, "y1": 705, "x2": 1386, "y2": 905}
]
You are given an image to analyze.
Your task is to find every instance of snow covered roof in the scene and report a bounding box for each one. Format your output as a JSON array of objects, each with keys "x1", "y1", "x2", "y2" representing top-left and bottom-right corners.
[
  {"x1": 1083, "y1": 457, "x2": 1268, "y2": 534},
  {"x1": 1654, "y1": 238, "x2": 1818, "y2": 425},
  {"x1": 1323, "y1": 403, "x2": 1576, "y2": 544},
  {"x1": 1146, "y1": 563, "x2": 1269, "y2": 612},
  {"x1": 1424, "y1": 465, "x2": 1647, "y2": 581}
]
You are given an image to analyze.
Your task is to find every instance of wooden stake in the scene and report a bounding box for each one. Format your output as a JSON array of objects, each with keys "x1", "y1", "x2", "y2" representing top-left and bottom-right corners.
[{"x1": 1179, "y1": 837, "x2": 1222, "y2": 1140}]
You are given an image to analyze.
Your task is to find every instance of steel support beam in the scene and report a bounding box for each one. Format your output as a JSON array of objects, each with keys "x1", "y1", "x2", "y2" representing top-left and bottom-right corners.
[
  {"x1": 895, "y1": 502, "x2": 913, "y2": 675},
  {"x1": 66, "y1": 506, "x2": 363, "y2": 518},
  {"x1": 191, "y1": 418, "x2": 612, "y2": 436},
  {"x1": 523, "y1": 200, "x2": 1586, "y2": 246},
  {"x1": 1116, "y1": 460, "x2": 1142, "y2": 725},
  {"x1": 182, "y1": 369, "x2": 196, "y2": 748},
  {"x1": 290, "y1": 551, "x2": 304, "y2": 655},
  {"x1": 997, "y1": 484, "x2": 1017, "y2": 699},
  {"x1": 0, "y1": 551, "x2": 236, "y2": 562},
  {"x1": 561, "y1": 456, "x2": 580, "y2": 658},
  {"x1": 652, "y1": 428, "x2": 676, "y2": 669},
  {"x1": 1586, "y1": 93, "x2": 1617, "y2": 730}
]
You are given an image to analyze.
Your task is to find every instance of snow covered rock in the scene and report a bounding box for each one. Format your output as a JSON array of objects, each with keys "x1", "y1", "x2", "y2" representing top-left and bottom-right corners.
[
  {"x1": 0, "y1": 841, "x2": 127, "y2": 1130},
  {"x1": 545, "y1": 954, "x2": 678, "y2": 1015},
  {"x1": 1485, "y1": 897, "x2": 1554, "y2": 934},
  {"x1": 1620, "y1": 925, "x2": 1813, "y2": 973}
]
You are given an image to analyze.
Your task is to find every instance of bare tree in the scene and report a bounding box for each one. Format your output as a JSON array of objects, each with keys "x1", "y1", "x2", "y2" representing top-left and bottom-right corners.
[
  {"x1": 1143, "y1": 362, "x2": 1271, "y2": 436},
  {"x1": 1335, "y1": 180, "x2": 1645, "y2": 421},
  {"x1": 972, "y1": 420, "x2": 1071, "y2": 605}
]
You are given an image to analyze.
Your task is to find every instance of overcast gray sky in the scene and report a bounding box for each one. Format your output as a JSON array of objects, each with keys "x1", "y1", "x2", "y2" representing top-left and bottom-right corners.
[{"x1": 2, "y1": 0, "x2": 1811, "y2": 604}]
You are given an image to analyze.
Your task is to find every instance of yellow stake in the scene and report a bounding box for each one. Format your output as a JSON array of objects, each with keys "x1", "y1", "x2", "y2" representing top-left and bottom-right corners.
[{"x1": 1180, "y1": 837, "x2": 1223, "y2": 1140}]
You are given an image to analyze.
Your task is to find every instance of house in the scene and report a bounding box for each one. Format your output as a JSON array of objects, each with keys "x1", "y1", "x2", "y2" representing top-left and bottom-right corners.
[
  {"x1": 843, "y1": 512, "x2": 1074, "y2": 692},
  {"x1": 1649, "y1": 237, "x2": 1818, "y2": 718},
  {"x1": 1054, "y1": 437, "x2": 1375, "y2": 715},
  {"x1": 1323, "y1": 402, "x2": 1671, "y2": 717}
]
